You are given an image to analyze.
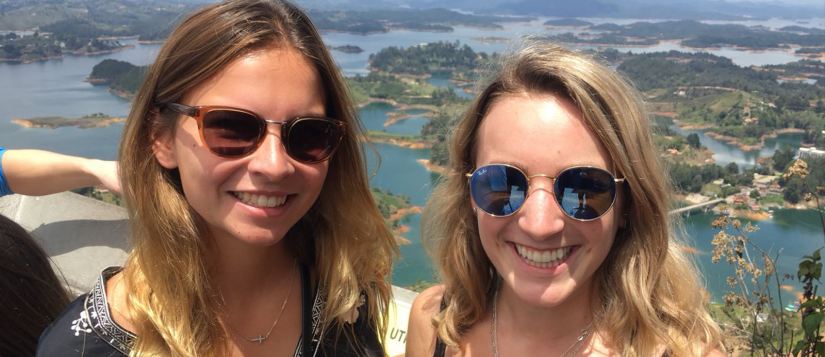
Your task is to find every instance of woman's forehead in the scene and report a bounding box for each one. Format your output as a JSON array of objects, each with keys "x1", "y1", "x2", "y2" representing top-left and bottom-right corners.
[{"x1": 474, "y1": 94, "x2": 612, "y2": 172}]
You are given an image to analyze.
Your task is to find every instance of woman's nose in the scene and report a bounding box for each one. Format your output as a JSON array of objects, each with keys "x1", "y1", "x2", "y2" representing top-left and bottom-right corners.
[
  {"x1": 246, "y1": 124, "x2": 296, "y2": 180},
  {"x1": 516, "y1": 181, "x2": 565, "y2": 240}
]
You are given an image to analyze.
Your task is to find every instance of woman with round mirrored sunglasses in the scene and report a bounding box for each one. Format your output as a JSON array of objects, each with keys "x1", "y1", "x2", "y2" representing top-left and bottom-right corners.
[
  {"x1": 467, "y1": 164, "x2": 625, "y2": 220},
  {"x1": 407, "y1": 43, "x2": 724, "y2": 357},
  {"x1": 164, "y1": 103, "x2": 347, "y2": 162}
]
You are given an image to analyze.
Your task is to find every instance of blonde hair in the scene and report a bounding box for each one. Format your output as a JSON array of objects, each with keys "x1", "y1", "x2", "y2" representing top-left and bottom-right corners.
[
  {"x1": 422, "y1": 42, "x2": 723, "y2": 356},
  {"x1": 118, "y1": 0, "x2": 397, "y2": 355}
]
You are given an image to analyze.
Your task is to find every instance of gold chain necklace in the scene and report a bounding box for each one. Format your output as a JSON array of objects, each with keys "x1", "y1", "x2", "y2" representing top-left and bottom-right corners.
[
  {"x1": 219, "y1": 259, "x2": 297, "y2": 345},
  {"x1": 490, "y1": 281, "x2": 593, "y2": 357}
]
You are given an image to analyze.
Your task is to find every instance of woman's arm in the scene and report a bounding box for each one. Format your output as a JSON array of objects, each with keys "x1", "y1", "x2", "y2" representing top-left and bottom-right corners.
[
  {"x1": 0, "y1": 149, "x2": 121, "y2": 196},
  {"x1": 406, "y1": 285, "x2": 446, "y2": 357}
]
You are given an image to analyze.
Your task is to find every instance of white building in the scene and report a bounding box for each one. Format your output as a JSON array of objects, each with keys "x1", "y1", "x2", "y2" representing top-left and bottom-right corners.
[{"x1": 799, "y1": 147, "x2": 825, "y2": 159}]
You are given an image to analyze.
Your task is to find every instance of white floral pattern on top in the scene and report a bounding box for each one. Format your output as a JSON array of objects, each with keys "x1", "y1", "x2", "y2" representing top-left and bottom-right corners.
[{"x1": 70, "y1": 310, "x2": 92, "y2": 336}]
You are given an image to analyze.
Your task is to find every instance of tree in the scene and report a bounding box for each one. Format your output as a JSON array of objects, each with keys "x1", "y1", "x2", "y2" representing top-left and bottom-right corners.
[
  {"x1": 726, "y1": 162, "x2": 740, "y2": 175},
  {"x1": 783, "y1": 176, "x2": 803, "y2": 204},
  {"x1": 750, "y1": 189, "x2": 760, "y2": 199},
  {"x1": 772, "y1": 146, "x2": 795, "y2": 172},
  {"x1": 690, "y1": 174, "x2": 703, "y2": 192},
  {"x1": 687, "y1": 133, "x2": 701, "y2": 149}
]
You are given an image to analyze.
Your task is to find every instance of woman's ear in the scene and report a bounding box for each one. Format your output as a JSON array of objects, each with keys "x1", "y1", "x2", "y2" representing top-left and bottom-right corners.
[
  {"x1": 151, "y1": 108, "x2": 178, "y2": 169},
  {"x1": 153, "y1": 135, "x2": 178, "y2": 169}
]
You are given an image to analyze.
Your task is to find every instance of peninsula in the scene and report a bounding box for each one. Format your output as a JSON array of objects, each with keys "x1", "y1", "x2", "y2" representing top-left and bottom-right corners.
[{"x1": 11, "y1": 113, "x2": 126, "y2": 129}]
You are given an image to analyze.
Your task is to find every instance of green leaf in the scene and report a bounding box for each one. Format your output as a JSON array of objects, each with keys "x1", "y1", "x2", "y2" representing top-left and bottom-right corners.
[
  {"x1": 800, "y1": 263, "x2": 811, "y2": 279},
  {"x1": 814, "y1": 248, "x2": 822, "y2": 261},
  {"x1": 817, "y1": 341, "x2": 825, "y2": 356},
  {"x1": 801, "y1": 300, "x2": 820, "y2": 309},
  {"x1": 814, "y1": 262, "x2": 823, "y2": 281},
  {"x1": 794, "y1": 340, "x2": 806, "y2": 356},
  {"x1": 803, "y1": 313, "x2": 825, "y2": 339}
]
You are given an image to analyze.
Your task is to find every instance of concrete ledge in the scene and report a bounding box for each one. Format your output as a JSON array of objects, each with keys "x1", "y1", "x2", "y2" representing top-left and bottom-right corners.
[{"x1": 0, "y1": 192, "x2": 130, "y2": 295}]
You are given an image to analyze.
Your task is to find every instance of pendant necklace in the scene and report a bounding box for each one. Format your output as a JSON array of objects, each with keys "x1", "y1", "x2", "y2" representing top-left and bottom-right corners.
[
  {"x1": 220, "y1": 259, "x2": 297, "y2": 345},
  {"x1": 490, "y1": 281, "x2": 594, "y2": 357}
]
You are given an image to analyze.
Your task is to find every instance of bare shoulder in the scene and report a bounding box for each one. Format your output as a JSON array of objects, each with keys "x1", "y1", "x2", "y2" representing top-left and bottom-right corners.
[
  {"x1": 406, "y1": 285, "x2": 446, "y2": 357},
  {"x1": 413, "y1": 285, "x2": 446, "y2": 314}
]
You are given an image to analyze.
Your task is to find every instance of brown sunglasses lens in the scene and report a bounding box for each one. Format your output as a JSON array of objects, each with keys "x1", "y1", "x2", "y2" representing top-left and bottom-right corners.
[
  {"x1": 287, "y1": 118, "x2": 343, "y2": 162},
  {"x1": 201, "y1": 110, "x2": 263, "y2": 157}
]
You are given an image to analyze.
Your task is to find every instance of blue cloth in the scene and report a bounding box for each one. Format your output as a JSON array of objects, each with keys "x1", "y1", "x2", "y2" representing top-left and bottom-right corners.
[{"x1": 0, "y1": 147, "x2": 12, "y2": 196}]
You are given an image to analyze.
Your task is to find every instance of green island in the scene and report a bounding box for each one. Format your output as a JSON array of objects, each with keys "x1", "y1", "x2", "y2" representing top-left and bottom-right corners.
[
  {"x1": 11, "y1": 113, "x2": 125, "y2": 129},
  {"x1": 328, "y1": 44, "x2": 364, "y2": 53},
  {"x1": 541, "y1": 20, "x2": 824, "y2": 54},
  {"x1": 85, "y1": 59, "x2": 148, "y2": 98}
]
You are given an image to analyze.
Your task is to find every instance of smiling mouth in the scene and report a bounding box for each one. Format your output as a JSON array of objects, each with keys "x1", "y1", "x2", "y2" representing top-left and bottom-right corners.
[
  {"x1": 512, "y1": 243, "x2": 575, "y2": 269},
  {"x1": 231, "y1": 192, "x2": 290, "y2": 208}
]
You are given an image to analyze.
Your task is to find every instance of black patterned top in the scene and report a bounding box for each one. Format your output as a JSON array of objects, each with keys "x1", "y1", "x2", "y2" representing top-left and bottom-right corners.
[{"x1": 37, "y1": 266, "x2": 383, "y2": 357}]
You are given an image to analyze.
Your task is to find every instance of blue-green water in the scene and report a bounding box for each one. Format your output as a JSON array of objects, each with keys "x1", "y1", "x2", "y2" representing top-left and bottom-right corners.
[
  {"x1": 670, "y1": 123, "x2": 807, "y2": 169},
  {"x1": 0, "y1": 30, "x2": 822, "y2": 301},
  {"x1": 359, "y1": 102, "x2": 397, "y2": 132},
  {"x1": 358, "y1": 103, "x2": 431, "y2": 135},
  {"x1": 426, "y1": 75, "x2": 474, "y2": 100},
  {"x1": 687, "y1": 209, "x2": 825, "y2": 304}
]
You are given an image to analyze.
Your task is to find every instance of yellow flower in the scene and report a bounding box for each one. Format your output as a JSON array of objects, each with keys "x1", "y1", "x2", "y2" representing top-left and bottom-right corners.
[{"x1": 785, "y1": 159, "x2": 809, "y2": 180}]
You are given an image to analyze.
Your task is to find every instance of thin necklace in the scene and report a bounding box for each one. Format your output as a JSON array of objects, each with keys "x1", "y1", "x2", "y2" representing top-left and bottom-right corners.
[
  {"x1": 491, "y1": 281, "x2": 594, "y2": 357},
  {"x1": 219, "y1": 259, "x2": 297, "y2": 345}
]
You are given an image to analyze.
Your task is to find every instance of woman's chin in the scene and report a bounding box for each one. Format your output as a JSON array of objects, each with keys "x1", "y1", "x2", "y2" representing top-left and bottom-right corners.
[{"x1": 509, "y1": 282, "x2": 581, "y2": 308}]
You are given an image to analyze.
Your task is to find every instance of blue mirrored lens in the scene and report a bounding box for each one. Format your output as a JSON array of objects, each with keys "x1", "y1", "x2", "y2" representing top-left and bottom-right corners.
[
  {"x1": 470, "y1": 165, "x2": 527, "y2": 216},
  {"x1": 554, "y1": 167, "x2": 616, "y2": 220}
]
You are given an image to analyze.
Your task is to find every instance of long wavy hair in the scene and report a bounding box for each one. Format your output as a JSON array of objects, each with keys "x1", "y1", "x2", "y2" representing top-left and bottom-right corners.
[
  {"x1": 0, "y1": 214, "x2": 72, "y2": 357},
  {"x1": 118, "y1": 1, "x2": 397, "y2": 355},
  {"x1": 422, "y1": 42, "x2": 723, "y2": 356}
]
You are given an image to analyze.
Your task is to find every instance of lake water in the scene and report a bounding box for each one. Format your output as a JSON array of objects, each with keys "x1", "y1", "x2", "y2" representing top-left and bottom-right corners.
[
  {"x1": 670, "y1": 123, "x2": 807, "y2": 169},
  {"x1": 0, "y1": 29, "x2": 822, "y2": 302}
]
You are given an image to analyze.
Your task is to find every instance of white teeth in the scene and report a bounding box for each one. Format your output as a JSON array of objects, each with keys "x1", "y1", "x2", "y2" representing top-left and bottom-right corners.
[
  {"x1": 514, "y1": 243, "x2": 572, "y2": 268},
  {"x1": 233, "y1": 192, "x2": 287, "y2": 208}
]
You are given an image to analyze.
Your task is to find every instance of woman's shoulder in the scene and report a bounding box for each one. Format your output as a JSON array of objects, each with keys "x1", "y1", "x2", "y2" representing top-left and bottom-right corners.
[
  {"x1": 412, "y1": 285, "x2": 446, "y2": 316},
  {"x1": 405, "y1": 285, "x2": 446, "y2": 357},
  {"x1": 37, "y1": 267, "x2": 134, "y2": 357}
]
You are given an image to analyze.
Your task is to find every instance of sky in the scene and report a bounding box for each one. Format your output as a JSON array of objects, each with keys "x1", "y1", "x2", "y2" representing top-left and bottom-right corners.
[{"x1": 723, "y1": 0, "x2": 824, "y2": 5}]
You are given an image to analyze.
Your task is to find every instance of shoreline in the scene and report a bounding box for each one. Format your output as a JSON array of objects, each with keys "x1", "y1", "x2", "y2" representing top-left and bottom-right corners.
[
  {"x1": 416, "y1": 159, "x2": 449, "y2": 175},
  {"x1": 11, "y1": 117, "x2": 126, "y2": 129},
  {"x1": 673, "y1": 119, "x2": 808, "y2": 151},
  {"x1": 108, "y1": 88, "x2": 135, "y2": 100},
  {"x1": 383, "y1": 110, "x2": 436, "y2": 127},
  {"x1": 389, "y1": 206, "x2": 423, "y2": 246},
  {"x1": 368, "y1": 134, "x2": 432, "y2": 149},
  {"x1": 1, "y1": 44, "x2": 135, "y2": 65}
]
